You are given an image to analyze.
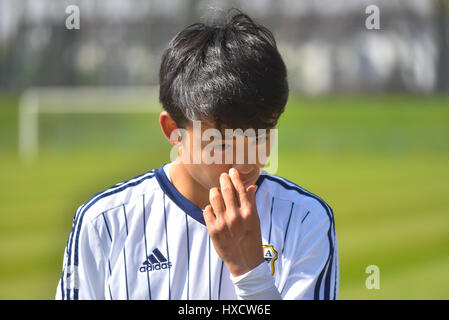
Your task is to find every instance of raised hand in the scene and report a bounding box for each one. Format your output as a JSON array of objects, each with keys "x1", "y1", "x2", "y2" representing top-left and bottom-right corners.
[{"x1": 203, "y1": 168, "x2": 264, "y2": 277}]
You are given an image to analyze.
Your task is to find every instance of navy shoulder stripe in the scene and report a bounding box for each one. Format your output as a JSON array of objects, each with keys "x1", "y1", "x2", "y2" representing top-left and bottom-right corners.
[
  {"x1": 263, "y1": 174, "x2": 336, "y2": 300},
  {"x1": 73, "y1": 172, "x2": 156, "y2": 266},
  {"x1": 66, "y1": 170, "x2": 155, "y2": 267},
  {"x1": 263, "y1": 175, "x2": 334, "y2": 214},
  {"x1": 63, "y1": 170, "x2": 155, "y2": 300}
]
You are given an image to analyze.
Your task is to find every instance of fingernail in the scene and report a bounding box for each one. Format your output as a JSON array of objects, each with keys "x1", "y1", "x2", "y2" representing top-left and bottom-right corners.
[{"x1": 229, "y1": 168, "x2": 237, "y2": 175}]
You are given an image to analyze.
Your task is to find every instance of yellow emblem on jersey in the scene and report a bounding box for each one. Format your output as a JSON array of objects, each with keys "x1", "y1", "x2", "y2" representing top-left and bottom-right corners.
[{"x1": 262, "y1": 245, "x2": 278, "y2": 275}]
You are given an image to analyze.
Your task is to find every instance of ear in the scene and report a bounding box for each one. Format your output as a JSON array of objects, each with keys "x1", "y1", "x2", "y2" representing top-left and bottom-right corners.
[{"x1": 159, "y1": 111, "x2": 182, "y2": 146}]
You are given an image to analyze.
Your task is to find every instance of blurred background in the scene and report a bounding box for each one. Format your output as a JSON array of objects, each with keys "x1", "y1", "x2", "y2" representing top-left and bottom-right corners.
[{"x1": 0, "y1": 0, "x2": 448, "y2": 299}]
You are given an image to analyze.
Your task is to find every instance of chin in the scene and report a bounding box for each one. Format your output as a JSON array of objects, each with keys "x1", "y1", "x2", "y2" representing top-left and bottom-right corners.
[{"x1": 242, "y1": 175, "x2": 258, "y2": 188}]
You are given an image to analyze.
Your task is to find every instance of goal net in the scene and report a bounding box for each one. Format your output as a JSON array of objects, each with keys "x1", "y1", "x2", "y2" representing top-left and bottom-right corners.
[{"x1": 18, "y1": 86, "x2": 161, "y2": 164}]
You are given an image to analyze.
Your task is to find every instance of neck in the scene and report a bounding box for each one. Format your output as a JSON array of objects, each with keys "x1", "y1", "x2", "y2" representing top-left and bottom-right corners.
[{"x1": 169, "y1": 161, "x2": 210, "y2": 210}]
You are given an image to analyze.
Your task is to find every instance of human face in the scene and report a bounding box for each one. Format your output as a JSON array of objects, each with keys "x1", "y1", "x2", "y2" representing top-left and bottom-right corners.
[{"x1": 177, "y1": 121, "x2": 273, "y2": 191}]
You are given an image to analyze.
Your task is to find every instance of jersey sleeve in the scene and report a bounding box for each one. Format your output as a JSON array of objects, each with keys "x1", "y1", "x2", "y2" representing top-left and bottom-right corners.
[
  {"x1": 56, "y1": 208, "x2": 107, "y2": 300},
  {"x1": 230, "y1": 260, "x2": 282, "y2": 300},
  {"x1": 281, "y1": 201, "x2": 339, "y2": 300}
]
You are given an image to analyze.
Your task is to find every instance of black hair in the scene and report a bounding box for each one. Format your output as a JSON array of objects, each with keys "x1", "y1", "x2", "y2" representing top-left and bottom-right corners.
[{"x1": 159, "y1": 9, "x2": 289, "y2": 130}]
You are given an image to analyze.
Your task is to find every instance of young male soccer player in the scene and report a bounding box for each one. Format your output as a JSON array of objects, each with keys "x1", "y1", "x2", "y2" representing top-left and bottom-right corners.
[{"x1": 56, "y1": 11, "x2": 338, "y2": 300}]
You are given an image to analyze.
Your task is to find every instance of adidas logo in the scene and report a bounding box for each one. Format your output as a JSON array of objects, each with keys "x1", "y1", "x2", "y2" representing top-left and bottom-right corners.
[{"x1": 139, "y1": 248, "x2": 172, "y2": 273}]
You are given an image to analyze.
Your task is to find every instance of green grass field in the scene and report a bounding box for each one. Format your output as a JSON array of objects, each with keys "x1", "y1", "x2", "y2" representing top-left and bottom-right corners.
[{"x1": 0, "y1": 94, "x2": 448, "y2": 299}]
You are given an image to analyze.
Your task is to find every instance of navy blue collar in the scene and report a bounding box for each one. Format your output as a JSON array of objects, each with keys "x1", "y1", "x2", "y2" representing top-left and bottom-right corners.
[{"x1": 154, "y1": 163, "x2": 266, "y2": 226}]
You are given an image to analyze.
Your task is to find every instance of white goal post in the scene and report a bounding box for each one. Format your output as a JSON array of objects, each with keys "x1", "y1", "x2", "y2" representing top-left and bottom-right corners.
[{"x1": 18, "y1": 86, "x2": 161, "y2": 164}]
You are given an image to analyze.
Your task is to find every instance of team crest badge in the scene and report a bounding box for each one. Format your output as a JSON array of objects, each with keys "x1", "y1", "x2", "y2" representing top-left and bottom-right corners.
[{"x1": 262, "y1": 245, "x2": 278, "y2": 275}]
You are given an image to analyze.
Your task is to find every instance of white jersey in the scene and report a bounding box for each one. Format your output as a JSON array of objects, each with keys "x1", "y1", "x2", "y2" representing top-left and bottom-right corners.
[{"x1": 56, "y1": 163, "x2": 338, "y2": 300}]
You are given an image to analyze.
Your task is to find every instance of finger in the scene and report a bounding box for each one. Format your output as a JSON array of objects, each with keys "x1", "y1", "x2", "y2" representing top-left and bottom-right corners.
[
  {"x1": 203, "y1": 204, "x2": 216, "y2": 228},
  {"x1": 246, "y1": 185, "x2": 258, "y2": 205},
  {"x1": 244, "y1": 185, "x2": 259, "y2": 221},
  {"x1": 219, "y1": 172, "x2": 238, "y2": 210},
  {"x1": 209, "y1": 187, "x2": 226, "y2": 218},
  {"x1": 229, "y1": 168, "x2": 250, "y2": 207}
]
